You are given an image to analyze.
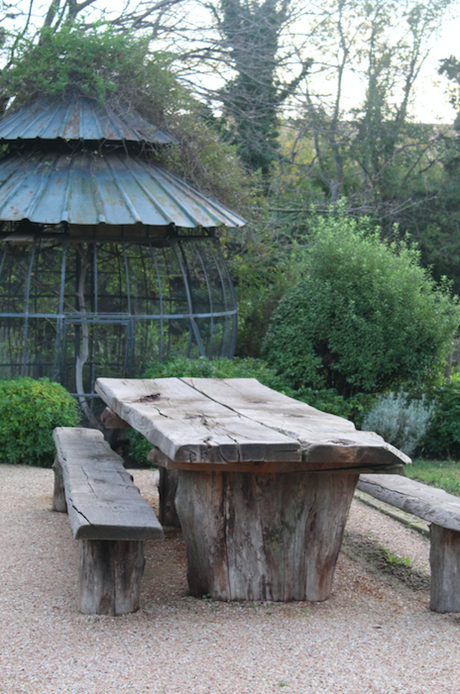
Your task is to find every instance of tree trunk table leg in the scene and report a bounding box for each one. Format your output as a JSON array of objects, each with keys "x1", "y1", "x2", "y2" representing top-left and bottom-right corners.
[
  {"x1": 78, "y1": 540, "x2": 145, "y2": 615},
  {"x1": 158, "y1": 468, "x2": 180, "y2": 527},
  {"x1": 175, "y1": 470, "x2": 358, "y2": 602},
  {"x1": 430, "y1": 524, "x2": 460, "y2": 613},
  {"x1": 52, "y1": 457, "x2": 67, "y2": 513}
]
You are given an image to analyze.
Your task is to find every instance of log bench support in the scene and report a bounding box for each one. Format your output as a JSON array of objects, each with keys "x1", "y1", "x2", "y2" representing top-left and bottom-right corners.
[
  {"x1": 176, "y1": 469, "x2": 358, "y2": 602},
  {"x1": 52, "y1": 427, "x2": 163, "y2": 616},
  {"x1": 358, "y1": 474, "x2": 460, "y2": 613}
]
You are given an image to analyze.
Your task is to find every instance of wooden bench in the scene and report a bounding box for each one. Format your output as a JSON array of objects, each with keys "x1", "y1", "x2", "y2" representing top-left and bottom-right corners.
[
  {"x1": 358, "y1": 473, "x2": 460, "y2": 613},
  {"x1": 52, "y1": 427, "x2": 163, "y2": 616}
]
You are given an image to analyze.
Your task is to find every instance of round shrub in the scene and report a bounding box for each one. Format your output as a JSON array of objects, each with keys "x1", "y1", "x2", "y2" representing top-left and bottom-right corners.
[
  {"x1": 262, "y1": 210, "x2": 460, "y2": 397},
  {"x1": 0, "y1": 377, "x2": 80, "y2": 467},
  {"x1": 362, "y1": 392, "x2": 434, "y2": 457}
]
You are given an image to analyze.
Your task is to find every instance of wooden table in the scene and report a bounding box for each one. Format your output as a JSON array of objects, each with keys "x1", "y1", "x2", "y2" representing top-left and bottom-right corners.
[{"x1": 95, "y1": 377, "x2": 409, "y2": 602}]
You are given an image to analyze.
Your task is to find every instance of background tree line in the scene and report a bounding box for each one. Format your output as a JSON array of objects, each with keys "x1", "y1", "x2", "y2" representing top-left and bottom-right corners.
[{"x1": 2, "y1": 0, "x2": 460, "y2": 341}]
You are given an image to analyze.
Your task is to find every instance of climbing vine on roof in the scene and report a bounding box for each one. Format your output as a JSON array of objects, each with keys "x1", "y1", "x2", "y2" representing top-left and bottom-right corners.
[{"x1": 1, "y1": 23, "x2": 252, "y2": 212}]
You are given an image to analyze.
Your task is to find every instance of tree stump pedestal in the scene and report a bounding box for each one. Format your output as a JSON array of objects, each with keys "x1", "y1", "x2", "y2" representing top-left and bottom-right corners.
[{"x1": 175, "y1": 469, "x2": 358, "y2": 601}]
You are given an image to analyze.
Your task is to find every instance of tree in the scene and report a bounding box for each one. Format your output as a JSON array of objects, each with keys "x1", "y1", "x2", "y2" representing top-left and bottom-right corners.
[
  {"x1": 262, "y1": 208, "x2": 460, "y2": 397},
  {"x1": 274, "y1": 0, "x2": 454, "y2": 223},
  {"x1": 211, "y1": 0, "x2": 311, "y2": 177}
]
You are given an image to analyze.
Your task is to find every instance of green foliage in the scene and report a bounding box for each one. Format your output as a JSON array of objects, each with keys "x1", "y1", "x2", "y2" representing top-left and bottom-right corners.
[
  {"x1": 1, "y1": 23, "x2": 252, "y2": 213},
  {"x1": 3, "y1": 25, "x2": 172, "y2": 108},
  {"x1": 0, "y1": 377, "x2": 80, "y2": 467},
  {"x1": 362, "y1": 392, "x2": 434, "y2": 457},
  {"x1": 405, "y1": 457, "x2": 460, "y2": 496},
  {"x1": 420, "y1": 375, "x2": 460, "y2": 459},
  {"x1": 262, "y1": 208, "x2": 460, "y2": 397}
]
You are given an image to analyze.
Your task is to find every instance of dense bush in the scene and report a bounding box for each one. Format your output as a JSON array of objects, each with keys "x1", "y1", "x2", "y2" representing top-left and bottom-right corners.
[
  {"x1": 262, "y1": 209, "x2": 460, "y2": 397},
  {"x1": 420, "y1": 375, "x2": 460, "y2": 459},
  {"x1": 362, "y1": 392, "x2": 434, "y2": 457},
  {"x1": 0, "y1": 378, "x2": 80, "y2": 467}
]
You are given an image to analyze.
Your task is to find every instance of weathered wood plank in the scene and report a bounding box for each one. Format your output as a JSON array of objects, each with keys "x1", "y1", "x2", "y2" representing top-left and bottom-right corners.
[
  {"x1": 101, "y1": 407, "x2": 131, "y2": 429},
  {"x1": 95, "y1": 377, "x2": 301, "y2": 464},
  {"x1": 175, "y1": 469, "x2": 358, "y2": 601},
  {"x1": 53, "y1": 427, "x2": 164, "y2": 541},
  {"x1": 358, "y1": 474, "x2": 460, "y2": 532},
  {"x1": 96, "y1": 377, "x2": 408, "y2": 471},
  {"x1": 78, "y1": 539, "x2": 145, "y2": 615},
  {"x1": 158, "y1": 469, "x2": 180, "y2": 527},
  {"x1": 430, "y1": 525, "x2": 460, "y2": 613},
  {"x1": 184, "y1": 378, "x2": 410, "y2": 470}
]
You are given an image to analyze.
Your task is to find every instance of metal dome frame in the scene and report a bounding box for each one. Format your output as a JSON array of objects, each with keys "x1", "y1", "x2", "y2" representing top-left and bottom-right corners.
[{"x1": 0, "y1": 95, "x2": 244, "y2": 419}]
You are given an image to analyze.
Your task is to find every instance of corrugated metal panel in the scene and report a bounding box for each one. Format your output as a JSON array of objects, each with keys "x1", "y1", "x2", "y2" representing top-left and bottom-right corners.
[
  {"x1": 0, "y1": 95, "x2": 176, "y2": 144},
  {"x1": 0, "y1": 151, "x2": 246, "y2": 228}
]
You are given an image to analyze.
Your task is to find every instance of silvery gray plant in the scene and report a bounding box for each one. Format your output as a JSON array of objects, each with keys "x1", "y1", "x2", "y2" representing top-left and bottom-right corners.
[{"x1": 362, "y1": 392, "x2": 435, "y2": 457}]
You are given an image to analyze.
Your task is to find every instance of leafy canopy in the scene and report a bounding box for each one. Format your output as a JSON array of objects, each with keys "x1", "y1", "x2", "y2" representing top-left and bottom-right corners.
[{"x1": 262, "y1": 208, "x2": 460, "y2": 397}]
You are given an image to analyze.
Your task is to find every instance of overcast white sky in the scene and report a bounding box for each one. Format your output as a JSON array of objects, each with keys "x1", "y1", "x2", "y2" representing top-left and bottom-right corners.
[
  {"x1": 415, "y1": 17, "x2": 460, "y2": 123},
  {"x1": 3, "y1": 0, "x2": 460, "y2": 123}
]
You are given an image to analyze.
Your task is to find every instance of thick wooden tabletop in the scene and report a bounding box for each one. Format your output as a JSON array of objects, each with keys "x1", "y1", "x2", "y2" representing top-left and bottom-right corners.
[{"x1": 95, "y1": 377, "x2": 410, "y2": 473}]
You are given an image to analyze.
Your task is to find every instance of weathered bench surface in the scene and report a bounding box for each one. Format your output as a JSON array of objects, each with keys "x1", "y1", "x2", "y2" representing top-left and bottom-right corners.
[
  {"x1": 53, "y1": 427, "x2": 163, "y2": 541},
  {"x1": 95, "y1": 377, "x2": 410, "y2": 603},
  {"x1": 358, "y1": 474, "x2": 460, "y2": 532},
  {"x1": 358, "y1": 473, "x2": 460, "y2": 613},
  {"x1": 95, "y1": 377, "x2": 410, "y2": 473}
]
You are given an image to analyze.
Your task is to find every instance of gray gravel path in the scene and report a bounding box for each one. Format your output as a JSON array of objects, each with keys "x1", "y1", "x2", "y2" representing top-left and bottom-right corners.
[{"x1": 1, "y1": 465, "x2": 459, "y2": 694}]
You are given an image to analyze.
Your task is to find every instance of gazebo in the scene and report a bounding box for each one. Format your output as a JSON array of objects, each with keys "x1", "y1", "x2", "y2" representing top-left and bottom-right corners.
[{"x1": 0, "y1": 94, "x2": 245, "y2": 419}]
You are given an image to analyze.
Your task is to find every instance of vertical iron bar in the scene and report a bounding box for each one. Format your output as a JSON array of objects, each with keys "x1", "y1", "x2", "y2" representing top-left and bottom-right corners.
[
  {"x1": 172, "y1": 239, "x2": 206, "y2": 357},
  {"x1": 149, "y1": 242, "x2": 164, "y2": 360},
  {"x1": 21, "y1": 239, "x2": 37, "y2": 376}
]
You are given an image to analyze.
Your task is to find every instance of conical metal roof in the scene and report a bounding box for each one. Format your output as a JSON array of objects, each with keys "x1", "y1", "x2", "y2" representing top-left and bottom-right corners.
[
  {"x1": 0, "y1": 94, "x2": 176, "y2": 144},
  {"x1": 0, "y1": 150, "x2": 246, "y2": 227}
]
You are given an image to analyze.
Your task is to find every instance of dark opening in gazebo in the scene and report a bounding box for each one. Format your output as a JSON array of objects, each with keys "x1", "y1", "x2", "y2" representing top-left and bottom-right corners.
[{"x1": 0, "y1": 95, "x2": 245, "y2": 417}]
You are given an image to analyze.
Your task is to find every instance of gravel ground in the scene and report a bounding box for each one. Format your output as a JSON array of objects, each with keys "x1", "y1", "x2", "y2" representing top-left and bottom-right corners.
[{"x1": 1, "y1": 464, "x2": 459, "y2": 694}]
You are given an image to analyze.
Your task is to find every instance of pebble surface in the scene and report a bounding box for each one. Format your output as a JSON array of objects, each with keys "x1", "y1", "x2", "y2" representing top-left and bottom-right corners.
[{"x1": 1, "y1": 464, "x2": 459, "y2": 694}]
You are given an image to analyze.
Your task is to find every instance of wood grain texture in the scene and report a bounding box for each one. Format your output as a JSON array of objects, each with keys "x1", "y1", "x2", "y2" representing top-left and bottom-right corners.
[
  {"x1": 96, "y1": 377, "x2": 409, "y2": 472},
  {"x1": 52, "y1": 457, "x2": 67, "y2": 513},
  {"x1": 430, "y1": 525, "x2": 460, "y2": 613},
  {"x1": 95, "y1": 377, "x2": 301, "y2": 464},
  {"x1": 101, "y1": 407, "x2": 131, "y2": 429},
  {"x1": 184, "y1": 378, "x2": 410, "y2": 470},
  {"x1": 78, "y1": 539, "x2": 145, "y2": 615},
  {"x1": 158, "y1": 469, "x2": 180, "y2": 527},
  {"x1": 175, "y1": 470, "x2": 358, "y2": 601},
  {"x1": 358, "y1": 474, "x2": 460, "y2": 532},
  {"x1": 53, "y1": 427, "x2": 163, "y2": 541}
]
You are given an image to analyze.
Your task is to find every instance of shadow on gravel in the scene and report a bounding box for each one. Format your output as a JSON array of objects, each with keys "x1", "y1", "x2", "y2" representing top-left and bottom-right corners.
[{"x1": 342, "y1": 530, "x2": 430, "y2": 593}]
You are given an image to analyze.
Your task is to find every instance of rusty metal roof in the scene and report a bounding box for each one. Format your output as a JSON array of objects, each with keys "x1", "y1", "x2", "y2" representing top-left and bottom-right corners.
[
  {"x1": 0, "y1": 150, "x2": 246, "y2": 228},
  {"x1": 0, "y1": 94, "x2": 176, "y2": 144}
]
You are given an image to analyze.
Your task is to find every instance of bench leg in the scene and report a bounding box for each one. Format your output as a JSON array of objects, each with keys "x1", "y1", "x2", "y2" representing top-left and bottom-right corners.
[
  {"x1": 430, "y1": 524, "x2": 460, "y2": 613},
  {"x1": 52, "y1": 457, "x2": 67, "y2": 513},
  {"x1": 78, "y1": 540, "x2": 145, "y2": 615},
  {"x1": 158, "y1": 468, "x2": 181, "y2": 527}
]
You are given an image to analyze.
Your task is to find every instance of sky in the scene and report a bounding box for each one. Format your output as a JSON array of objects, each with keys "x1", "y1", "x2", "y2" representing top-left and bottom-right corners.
[
  {"x1": 416, "y1": 17, "x2": 460, "y2": 123},
  {"x1": 2, "y1": 0, "x2": 460, "y2": 124}
]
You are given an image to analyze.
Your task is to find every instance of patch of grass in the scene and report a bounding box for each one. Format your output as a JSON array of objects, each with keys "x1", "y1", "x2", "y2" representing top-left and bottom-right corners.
[{"x1": 405, "y1": 458, "x2": 460, "y2": 496}]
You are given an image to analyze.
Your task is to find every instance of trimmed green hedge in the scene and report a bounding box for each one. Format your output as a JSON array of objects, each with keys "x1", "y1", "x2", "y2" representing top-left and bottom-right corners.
[{"x1": 0, "y1": 377, "x2": 80, "y2": 467}]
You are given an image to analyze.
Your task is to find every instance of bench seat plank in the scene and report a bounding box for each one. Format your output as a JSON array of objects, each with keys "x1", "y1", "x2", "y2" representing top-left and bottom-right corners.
[
  {"x1": 53, "y1": 427, "x2": 163, "y2": 541},
  {"x1": 358, "y1": 473, "x2": 460, "y2": 533}
]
